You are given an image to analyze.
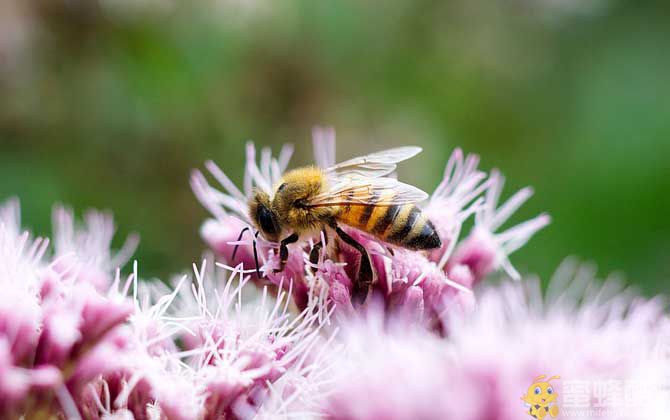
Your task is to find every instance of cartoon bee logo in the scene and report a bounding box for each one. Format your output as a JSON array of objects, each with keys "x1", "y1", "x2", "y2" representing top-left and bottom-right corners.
[
  {"x1": 246, "y1": 146, "x2": 441, "y2": 304},
  {"x1": 522, "y1": 375, "x2": 560, "y2": 419}
]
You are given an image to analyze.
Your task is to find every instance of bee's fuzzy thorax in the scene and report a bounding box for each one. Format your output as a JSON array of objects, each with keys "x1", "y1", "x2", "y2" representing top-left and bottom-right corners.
[
  {"x1": 272, "y1": 166, "x2": 334, "y2": 233},
  {"x1": 277, "y1": 166, "x2": 326, "y2": 191}
]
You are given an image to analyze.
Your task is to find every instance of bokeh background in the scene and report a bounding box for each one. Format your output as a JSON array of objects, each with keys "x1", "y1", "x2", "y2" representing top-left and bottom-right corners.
[{"x1": 1, "y1": 0, "x2": 668, "y2": 294}]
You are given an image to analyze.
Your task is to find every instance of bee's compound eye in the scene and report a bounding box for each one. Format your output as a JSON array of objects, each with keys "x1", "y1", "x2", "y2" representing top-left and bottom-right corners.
[
  {"x1": 258, "y1": 205, "x2": 279, "y2": 236},
  {"x1": 535, "y1": 387, "x2": 541, "y2": 395},
  {"x1": 547, "y1": 387, "x2": 553, "y2": 395}
]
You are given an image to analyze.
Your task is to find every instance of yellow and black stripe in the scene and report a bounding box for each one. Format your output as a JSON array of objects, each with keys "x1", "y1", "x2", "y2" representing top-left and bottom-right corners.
[{"x1": 336, "y1": 191, "x2": 441, "y2": 250}]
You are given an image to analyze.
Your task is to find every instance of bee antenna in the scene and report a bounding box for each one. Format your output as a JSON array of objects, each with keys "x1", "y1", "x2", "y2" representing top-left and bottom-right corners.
[
  {"x1": 253, "y1": 231, "x2": 261, "y2": 278},
  {"x1": 231, "y1": 226, "x2": 251, "y2": 261}
]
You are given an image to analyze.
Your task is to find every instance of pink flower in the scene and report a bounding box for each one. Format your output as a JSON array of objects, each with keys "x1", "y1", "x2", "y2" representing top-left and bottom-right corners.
[
  {"x1": 447, "y1": 170, "x2": 551, "y2": 284},
  {"x1": 424, "y1": 148, "x2": 488, "y2": 269},
  {"x1": 81, "y1": 260, "x2": 330, "y2": 419},
  {"x1": 312, "y1": 256, "x2": 354, "y2": 314},
  {"x1": 317, "y1": 260, "x2": 670, "y2": 420},
  {"x1": 0, "y1": 199, "x2": 135, "y2": 419},
  {"x1": 1, "y1": 130, "x2": 667, "y2": 420},
  {"x1": 200, "y1": 216, "x2": 259, "y2": 274},
  {"x1": 261, "y1": 245, "x2": 309, "y2": 307},
  {"x1": 51, "y1": 205, "x2": 139, "y2": 290},
  {"x1": 321, "y1": 308, "x2": 481, "y2": 420},
  {"x1": 440, "y1": 259, "x2": 670, "y2": 420},
  {"x1": 0, "y1": 338, "x2": 62, "y2": 415}
]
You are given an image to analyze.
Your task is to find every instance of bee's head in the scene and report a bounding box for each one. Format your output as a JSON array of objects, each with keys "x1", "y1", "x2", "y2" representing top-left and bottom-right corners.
[{"x1": 249, "y1": 190, "x2": 281, "y2": 242}]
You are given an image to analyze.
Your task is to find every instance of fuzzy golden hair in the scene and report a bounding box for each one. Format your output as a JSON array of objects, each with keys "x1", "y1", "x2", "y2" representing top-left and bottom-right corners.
[{"x1": 271, "y1": 166, "x2": 336, "y2": 233}]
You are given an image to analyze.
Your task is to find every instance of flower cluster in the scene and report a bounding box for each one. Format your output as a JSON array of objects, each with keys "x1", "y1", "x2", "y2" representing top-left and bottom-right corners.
[
  {"x1": 0, "y1": 199, "x2": 134, "y2": 419},
  {"x1": 2, "y1": 127, "x2": 669, "y2": 420},
  {"x1": 0, "y1": 199, "x2": 329, "y2": 419},
  {"x1": 77, "y1": 260, "x2": 331, "y2": 420},
  {"x1": 193, "y1": 127, "x2": 550, "y2": 325},
  {"x1": 317, "y1": 259, "x2": 670, "y2": 420}
]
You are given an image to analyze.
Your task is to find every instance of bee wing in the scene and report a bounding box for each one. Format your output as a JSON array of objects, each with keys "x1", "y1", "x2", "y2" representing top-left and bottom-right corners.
[
  {"x1": 325, "y1": 146, "x2": 422, "y2": 179},
  {"x1": 306, "y1": 177, "x2": 429, "y2": 207}
]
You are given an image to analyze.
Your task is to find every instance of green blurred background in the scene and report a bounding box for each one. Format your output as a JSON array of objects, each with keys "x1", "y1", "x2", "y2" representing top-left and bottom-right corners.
[{"x1": 1, "y1": 0, "x2": 668, "y2": 294}]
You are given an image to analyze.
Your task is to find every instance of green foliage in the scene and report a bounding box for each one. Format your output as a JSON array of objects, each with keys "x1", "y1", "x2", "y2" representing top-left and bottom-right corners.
[{"x1": 1, "y1": 0, "x2": 668, "y2": 292}]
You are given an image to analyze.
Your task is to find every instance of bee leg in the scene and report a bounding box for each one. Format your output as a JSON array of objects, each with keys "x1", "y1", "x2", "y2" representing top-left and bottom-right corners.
[
  {"x1": 330, "y1": 222, "x2": 373, "y2": 305},
  {"x1": 309, "y1": 241, "x2": 323, "y2": 274},
  {"x1": 307, "y1": 228, "x2": 331, "y2": 274},
  {"x1": 309, "y1": 228, "x2": 329, "y2": 274},
  {"x1": 273, "y1": 233, "x2": 299, "y2": 273}
]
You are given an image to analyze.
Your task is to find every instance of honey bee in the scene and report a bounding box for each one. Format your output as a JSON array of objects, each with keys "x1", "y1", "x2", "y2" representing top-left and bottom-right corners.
[{"x1": 248, "y1": 146, "x2": 441, "y2": 304}]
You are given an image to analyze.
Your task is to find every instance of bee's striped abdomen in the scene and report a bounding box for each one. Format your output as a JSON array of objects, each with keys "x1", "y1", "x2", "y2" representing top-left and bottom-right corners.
[
  {"x1": 336, "y1": 193, "x2": 442, "y2": 251},
  {"x1": 375, "y1": 204, "x2": 441, "y2": 250}
]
